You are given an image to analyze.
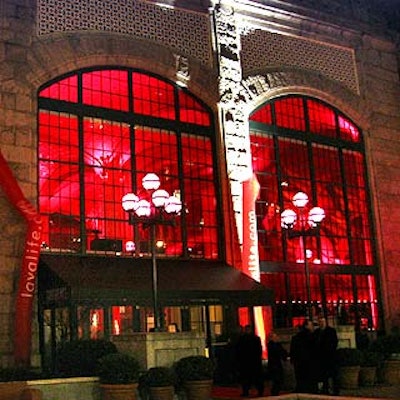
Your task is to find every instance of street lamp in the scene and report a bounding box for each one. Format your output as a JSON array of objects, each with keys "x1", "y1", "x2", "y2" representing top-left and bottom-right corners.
[
  {"x1": 121, "y1": 173, "x2": 182, "y2": 331},
  {"x1": 280, "y1": 191, "x2": 325, "y2": 320}
]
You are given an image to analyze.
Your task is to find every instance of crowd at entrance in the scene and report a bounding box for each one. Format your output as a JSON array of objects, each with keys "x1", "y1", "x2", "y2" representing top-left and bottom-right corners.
[{"x1": 216, "y1": 316, "x2": 340, "y2": 397}]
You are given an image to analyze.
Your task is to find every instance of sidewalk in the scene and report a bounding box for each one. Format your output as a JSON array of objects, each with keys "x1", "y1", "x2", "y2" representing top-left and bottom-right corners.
[
  {"x1": 340, "y1": 384, "x2": 400, "y2": 399},
  {"x1": 211, "y1": 383, "x2": 400, "y2": 399}
]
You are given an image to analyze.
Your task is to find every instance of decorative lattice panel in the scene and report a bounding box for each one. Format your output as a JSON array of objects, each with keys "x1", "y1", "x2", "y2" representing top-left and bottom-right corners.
[
  {"x1": 37, "y1": 0, "x2": 212, "y2": 66},
  {"x1": 241, "y1": 30, "x2": 358, "y2": 94}
]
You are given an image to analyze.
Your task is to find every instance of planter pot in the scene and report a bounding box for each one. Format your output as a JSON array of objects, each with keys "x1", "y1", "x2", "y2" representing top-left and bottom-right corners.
[
  {"x1": 100, "y1": 383, "x2": 138, "y2": 400},
  {"x1": 149, "y1": 386, "x2": 175, "y2": 400},
  {"x1": 338, "y1": 365, "x2": 360, "y2": 389},
  {"x1": 0, "y1": 382, "x2": 28, "y2": 400},
  {"x1": 382, "y1": 359, "x2": 400, "y2": 385},
  {"x1": 20, "y1": 388, "x2": 43, "y2": 400},
  {"x1": 359, "y1": 366, "x2": 376, "y2": 386},
  {"x1": 183, "y1": 380, "x2": 213, "y2": 400}
]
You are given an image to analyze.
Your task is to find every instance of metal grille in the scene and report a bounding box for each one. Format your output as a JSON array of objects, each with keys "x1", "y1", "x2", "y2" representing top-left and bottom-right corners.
[
  {"x1": 241, "y1": 30, "x2": 359, "y2": 94},
  {"x1": 37, "y1": 0, "x2": 212, "y2": 66}
]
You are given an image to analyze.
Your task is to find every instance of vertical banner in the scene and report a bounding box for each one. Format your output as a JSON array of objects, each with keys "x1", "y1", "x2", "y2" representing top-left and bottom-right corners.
[
  {"x1": 0, "y1": 150, "x2": 42, "y2": 366},
  {"x1": 242, "y1": 173, "x2": 261, "y2": 281},
  {"x1": 242, "y1": 173, "x2": 267, "y2": 355}
]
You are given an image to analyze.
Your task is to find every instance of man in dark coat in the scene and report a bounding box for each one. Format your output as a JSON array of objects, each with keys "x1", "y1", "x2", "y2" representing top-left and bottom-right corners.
[
  {"x1": 267, "y1": 331, "x2": 288, "y2": 396},
  {"x1": 314, "y1": 316, "x2": 339, "y2": 395},
  {"x1": 290, "y1": 319, "x2": 318, "y2": 394},
  {"x1": 236, "y1": 324, "x2": 264, "y2": 397}
]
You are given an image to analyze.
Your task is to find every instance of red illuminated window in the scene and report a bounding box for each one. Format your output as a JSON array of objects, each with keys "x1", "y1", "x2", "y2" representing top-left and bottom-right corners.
[
  {"x1": 250, "y1": 95, "x2": 379, "y2": 329},
  {"x1": 83, "y1": 70, "x2": 129, "y2": 111},
  {"x1": 132, "y1": 72, "x2": 175, "y2": 119},
  {"x1": 307, "y1": 99, "x2": 336, "y2": 138},
  {"x1": 250, "y1": 96, "x2": 372, "y2": 266},
  {"x1": 179, "y1": 91, "x2": 211, "y2": 126},
  {"x1": 339, "y1": 115, "x2": 360, "y2": 142},
  {"x1": 38, "y1": 68, "x2": 218, "y2": 260},
  {"x1": 261, "y1": 273, "x2": 286, "y2": 303},
  {"x1": 275, "y1": 97, "x2": 305, "y2": 131},
  {"x1": 250, "y1": 104, "x2": 272, "y2": 125},
  {"x1": 39, "y1": 75, "x2": 78, "y2": 103}
]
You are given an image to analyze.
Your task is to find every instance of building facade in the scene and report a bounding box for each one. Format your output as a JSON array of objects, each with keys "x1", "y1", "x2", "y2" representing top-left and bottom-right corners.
[{"x1": 0, "y1": 0, "x2": 399, "y2": 367}]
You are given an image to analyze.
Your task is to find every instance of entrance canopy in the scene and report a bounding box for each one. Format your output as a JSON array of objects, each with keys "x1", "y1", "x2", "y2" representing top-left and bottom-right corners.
[{"x1": 39, "y1": 254, "x2": 273, "y2": 308}]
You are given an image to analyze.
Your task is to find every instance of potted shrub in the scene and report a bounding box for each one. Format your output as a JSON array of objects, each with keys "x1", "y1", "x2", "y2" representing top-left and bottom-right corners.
[
  {"x1": 140, "y1": 367, "x2": 176, "y2": 400},
  {"x1": 174, "y1": 356, "x2": 215, "y2": 400},
  {"x1": 370, "y1": 334, "x2": 400, "y2": 359},
  {"x1": 336, "y1": 348, "x2": 362, "y2": 389},
  {"x1": 97, "y1": 352, "x2": 141, "y2": 400},
  {"x1": 370, "y1": 334, "x2": 400, "y2": 384},
  {"x1": 359, "y1": 351, "x2": 381, "y2": 386}
]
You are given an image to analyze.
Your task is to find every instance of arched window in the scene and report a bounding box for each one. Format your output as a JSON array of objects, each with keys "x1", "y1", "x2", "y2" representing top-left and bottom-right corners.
[
  {"x1": 250, "y1": 96, "x2": 379, "y2": 329},
  {"x1": 38, "y1": 68, "x2": 219, "y2": 260}
]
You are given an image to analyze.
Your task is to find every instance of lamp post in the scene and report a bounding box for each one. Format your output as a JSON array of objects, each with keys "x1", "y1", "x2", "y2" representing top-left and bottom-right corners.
[
  {"x1": 280, "y1": 192, "x2": 325, "y2": 320},
  {"x1": 122, "y1": 173, "x2": 182, "y2": 331}
]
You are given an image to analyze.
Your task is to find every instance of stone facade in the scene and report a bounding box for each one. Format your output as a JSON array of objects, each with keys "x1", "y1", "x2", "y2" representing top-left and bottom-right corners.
[
  {"x1": 0, "y1": 0, "x2": 399, "y2": 367},
  {"x1": 111, "y1": 332, "x2": 206, "y2": 370}
]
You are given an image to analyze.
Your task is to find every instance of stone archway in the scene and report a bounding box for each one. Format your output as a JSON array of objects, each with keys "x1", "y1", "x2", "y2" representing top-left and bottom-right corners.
[
  {"x1": 242, "y1": 68, "x2": 369, "y2": 131},
  {"x1": 25, "y1": 32, "x2": 218, "y2": 109}
]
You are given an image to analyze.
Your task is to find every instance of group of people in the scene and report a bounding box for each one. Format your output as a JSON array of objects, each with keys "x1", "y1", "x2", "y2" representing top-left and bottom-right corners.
[
  {"x1": 290, "y1": 317, "x2": 339, "y2": 396},
  {"x1": 234, "y1": 316, "x2": 339, "y2": 397}
]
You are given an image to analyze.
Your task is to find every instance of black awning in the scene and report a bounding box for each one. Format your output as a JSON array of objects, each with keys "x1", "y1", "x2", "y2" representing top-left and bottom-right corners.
[{"x1": 39, "y1": 254, "x2": 273, "y2": 307}]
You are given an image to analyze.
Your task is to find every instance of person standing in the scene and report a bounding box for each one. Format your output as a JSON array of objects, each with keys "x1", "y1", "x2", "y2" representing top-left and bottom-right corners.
[
  {"x1": 267, "y1": 331, "x2": 288, "y2": 396},
  {"x1": 236, "y1": 324, "x2": 264, "y2": 397},
  {"x1": 314, "y1": 316, "x2": 339, "y2": 395},
  {"x1": 290, "y1": 319, "x2": 318, "y2": 394}
]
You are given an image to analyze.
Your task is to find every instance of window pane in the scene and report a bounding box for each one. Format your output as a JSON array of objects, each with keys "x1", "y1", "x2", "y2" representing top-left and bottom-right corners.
[
  {"x1": 279, "y1": 138, "x2": 310, "y2": 184},
  {"x1": 343, "y1": 150, "x2": 365, "y2": 187},
  {"x1": 179, "y1": 90, "x2": 210, "y2": 126},
  {"x1": 41, "y1": 166, "x2": 81, "y2": 251},
  {"x1": 275, "y1": 97, "x2": 305, "y2": 131},
  {"x1": 134, "y1": 127, "x2": 184, "y2": 257},
  {"x1": 288, "y1": 272, "x2": 321, "y2": 325},
  {"x1": 313, "y1": 144, "x2": 349, "y2": 264},
  {"x1": 251, "y1": 132, "x2": 280, "y2": 262},
  {"x1": 83, "y1": 118, "x2": 132, "y2": 251},
  {"x1": 82, "y1": 70, "x2": 129, "y2": 111},
  {"x1": 39, "y1": 75, "x2": 78, "y2": 103},
  {"x1": 307, "y1": 99, "x2": 336, "y2": 137},
  {"x1": 182, "y1": 133, "x2": 218, "y2": 259},
  {"x1": 325, "y1": 274, "x2": 355, "y2": 325},
  {"x1": 111, "y1": 306, "x2": 134, "y2": 335},
  {"x1": 343, "y1": 150, "x2": 373, "y2": 265},
  {"x1": 261, "y1": 273, "x2": 288, "y2": 327},
  {"x1": 132, "y1": 72, "x2": 175, "y2": 119},
  {"x1": 38, "y1": 111, "x2": 79, "y2": 163},
  {"x1": 39, "y1": 111, "x2": 80, "y2": 251},
  {"x1": 339, "y1": 115, "x2": 360, "y2": 142},
  {"x1": 250, "y1": 103, "x2": 272, "y2": 125}
]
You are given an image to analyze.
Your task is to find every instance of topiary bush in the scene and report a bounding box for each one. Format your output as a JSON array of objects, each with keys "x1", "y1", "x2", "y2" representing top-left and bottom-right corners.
[
  {"x1": 140, "y1": 366, "x2": 177, "y2": 388},
  {"x1": 174, "y1": 355, "x2": 215, "y2": 383},
  {"x1": 97, "y1": 352, "x2": 141, "y2": 384},
  {"x1": 56, "y1": 339, "x2": 118, "y2": 377},
  {"x1": 370, "y1": 334, "x2": 400, "y2": 360},
  {"x1": 336, "y1": 348, "x2": 362, "y2": 367}
]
